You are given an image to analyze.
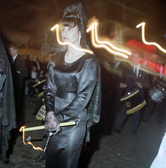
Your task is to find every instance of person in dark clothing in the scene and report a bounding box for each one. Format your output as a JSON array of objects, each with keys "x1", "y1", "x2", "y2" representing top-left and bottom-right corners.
[
  {"x1": 43, "y1": 3, "x2": 101, "y2": 168},
  {"x1": 28, "y1": 63, "x2": 39, "y2": 97},
  {"x1": 142, "y1": 57, "x2": 166, "y2": 124},
  {"x1": 111, "y1": 56, "x2": 128, "y2": 111},
  {"x1": 32, "y1": 52, "x2": 54, "y2": 162},
  {"x1": 33, "y1": 70, "x2": 48, "y2": 114},
  {"x1": 31, "y1": 71, "x2": 48, "y2": 163},
  {"x1": 142, "y1": 75, "x2": 166, "y2": 124},
  {"x1": 0, "y1": 38, "x2": 16, "y2": 163},
  {"x1": 114, "y1": 60, "x2": 150, "y2": 134},
  {"x1": 9, "y1": 44, "x2": 28, "y2": 127}
]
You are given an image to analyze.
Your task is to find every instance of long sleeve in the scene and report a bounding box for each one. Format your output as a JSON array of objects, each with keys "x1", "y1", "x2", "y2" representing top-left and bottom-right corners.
[
  {"x1": 43, "y1": 65, "x2": 57, "y2": 112},
  {"x1": 44, "y1": 56, "x2": 99, "y2": 122},
  {"x1": 58, "y1": 57, "x2": 98, "y2": 122}
]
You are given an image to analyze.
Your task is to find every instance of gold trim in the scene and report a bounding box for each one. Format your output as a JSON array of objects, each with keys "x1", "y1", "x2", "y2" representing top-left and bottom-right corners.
[
  {"x1": 36, "y1": 105, "x2": 46, "y2": 120},
  {"x1": 126, "y1": 100, "x2": 146, "y2": 115},
  {"x1": 17, "y1": 71, "x2": 21, "y2": 74},
  {"x1": 125, "y1": 101, "x2": 131, "y2": 108},
  {"x1": 33, "y1": 79, "x2": 46, "y2": 88},
  {"x1": 121, "y1": 90, "x2": 139, "y2": 101},
  {"x1": 38, "y1": 92, "x2": 44, "y2": 98}
]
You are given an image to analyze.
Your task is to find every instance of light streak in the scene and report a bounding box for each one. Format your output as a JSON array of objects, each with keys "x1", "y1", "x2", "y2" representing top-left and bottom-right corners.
[
  {"x1": 51, "y1": 24, "x2": 93, "y2": 54},
  {"x1": 87, "y1": 22, "x2": 128, "y2": 58},
  {"x1": 19, "y1": 126, "x2": 43, "y2": 151},
  {"x1": 136, "y1": 22, "x2": 166, "y2": 53},
  {"x1": 130, "y1": 56, "x2": 166, "y2": 76},
  {"x1": 87, "y1": 22, "x2": 131, "y2": 56}
]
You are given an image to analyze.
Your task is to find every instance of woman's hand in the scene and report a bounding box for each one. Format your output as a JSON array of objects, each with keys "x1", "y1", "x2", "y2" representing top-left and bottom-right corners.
[{"x1": 45, "y1": 111, "x2": 61, "y2": 132}]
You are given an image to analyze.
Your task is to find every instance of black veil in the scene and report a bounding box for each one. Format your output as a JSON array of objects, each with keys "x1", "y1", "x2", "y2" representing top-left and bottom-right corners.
[{"x1": 63, "y1": 2, "x2": 89, "y2": 49}]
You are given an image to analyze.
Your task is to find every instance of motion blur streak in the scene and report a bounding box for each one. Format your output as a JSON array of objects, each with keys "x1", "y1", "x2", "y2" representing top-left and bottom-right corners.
[
  {"x1": 19, "y1": 126, "x2": 43, "y2": 151},
  {"x1": 87, "y1": 21, "x2": 128, "y2": 58},
  {"x1": 87, "y1": 21, "x2": 131, "y2": 56},
  {"x1": 136, "y1": 22, "x2": 166, "y2": 53}
]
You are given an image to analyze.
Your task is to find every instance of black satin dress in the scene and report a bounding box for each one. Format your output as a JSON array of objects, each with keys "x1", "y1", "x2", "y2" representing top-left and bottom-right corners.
[{"x1": 44, "y1": 52, "x2": 98, "y2": 168}]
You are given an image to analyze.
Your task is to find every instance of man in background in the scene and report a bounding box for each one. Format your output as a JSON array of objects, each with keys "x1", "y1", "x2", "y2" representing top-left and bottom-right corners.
[{"x1": 9, "y1": 44, "x2": 28, "y2": 127}]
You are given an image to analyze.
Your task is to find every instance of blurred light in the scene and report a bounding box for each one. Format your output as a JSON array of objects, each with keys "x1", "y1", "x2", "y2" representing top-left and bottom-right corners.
[
  {"x1": 19, "y1": 126, "x2": 43, "y2": 151},
  {"x1": 136, "y1": 22, "x2": 166, "y2": 53},
  {"x1": 87, "y1": 21, "x2": 129, "y2": 58},
  {"x1": 87, "y1": 22, "x2": 131, "y2": 55}
]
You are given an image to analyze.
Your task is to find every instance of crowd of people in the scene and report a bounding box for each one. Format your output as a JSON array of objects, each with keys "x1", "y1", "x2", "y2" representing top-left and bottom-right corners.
[
  {"x1": 0, "y1": 37, "x2": 56, "y2": 163},
  {"x1": 101, "y1": 54, "x2": 166, "y2": 134},
  {"x1": 0, "y1": 2, "x2": 165, "y2": 168}
]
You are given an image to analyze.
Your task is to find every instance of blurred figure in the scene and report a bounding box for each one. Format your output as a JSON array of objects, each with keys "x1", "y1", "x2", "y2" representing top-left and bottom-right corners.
[
  {"x1": 32, "y1": 71, "x2": 48, "y2": 163},
  {"x1": 142, "y1": 57, "x2": 166, "y2": 124},
  {"x1": 26, "y1": 53, "x2": 40, "y2": 72},
  {"x1": 33, "y1": 70, "x2": 48, "y2": 115},
  {"x1": 32, "y1": 51, "x2": 55, "y2": 162},
  {"x1": 0, "y1": 38, "x2": 16, "y2": 163},
  {"x1": 9, "y1": 44, "x2": 28, "y2": 127},
  {"x1": 43, "y1": 3, "x2": 101, "y2": 168},
  {"x1": 111, "y1": 56, "x2": 128, "y2": 111},
  {"x1": 99, "y1": 59, "x2": 114, "y2": 134},
  {"x1": 114, "y1": 55, "x2": 150, "y2": 134},
  {"x1": 28, "y1": 64, "x2": 39, "y2": 97},
  {"x1": 24, "y1": 53, "x2": 39, "y2": 96},
  {"x1": 40, "y1": 51, "x2": 55, "y2": 78}
]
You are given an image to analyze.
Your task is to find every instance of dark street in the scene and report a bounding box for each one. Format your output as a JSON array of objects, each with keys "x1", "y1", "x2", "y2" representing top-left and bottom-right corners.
[{"x1": 0, "y1": 95, "x2": 165, "y2": 168}]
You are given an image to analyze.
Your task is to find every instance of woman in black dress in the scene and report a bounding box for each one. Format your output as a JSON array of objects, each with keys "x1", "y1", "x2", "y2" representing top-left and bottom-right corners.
[{"x1": 43, "y1": 2, "x2": 101, "y2": 168}]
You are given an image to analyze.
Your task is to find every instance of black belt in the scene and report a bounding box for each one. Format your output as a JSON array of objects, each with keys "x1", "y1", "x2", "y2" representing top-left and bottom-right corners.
[{"x1": 55, "y1": 91, "x2": 76, "y2": 99}]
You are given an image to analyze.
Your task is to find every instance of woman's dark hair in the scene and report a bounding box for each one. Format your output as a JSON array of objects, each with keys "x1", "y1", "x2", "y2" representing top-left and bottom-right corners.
[{"x1": 62, "y1": 12, "x2": 81, "y2": 30}]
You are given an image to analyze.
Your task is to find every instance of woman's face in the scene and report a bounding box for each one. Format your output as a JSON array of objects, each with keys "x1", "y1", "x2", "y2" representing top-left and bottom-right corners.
[{"x1": 61, "y1": 25, "x2": 80, "y2": 45}]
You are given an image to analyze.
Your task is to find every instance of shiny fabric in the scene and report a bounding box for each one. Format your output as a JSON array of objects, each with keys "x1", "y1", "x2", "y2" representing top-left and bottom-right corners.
[
  {"x1": 44, "y1": 52, "x2": 99, "y2": 168},
  {"x1": 62, "y1": 3, "x2": 101, "y2": 142}
]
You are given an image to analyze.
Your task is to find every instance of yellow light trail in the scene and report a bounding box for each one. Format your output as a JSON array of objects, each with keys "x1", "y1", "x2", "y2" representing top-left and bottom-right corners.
[
  {"x1": 87, "y1": 21, "x2": 131, "y2": 56},
  {"x1": 136, "y1": 22, "x2": 166, "y2": 53},
  {"x1": 51, "y1": 24, "x2": 93, "y2": 54},
  {"x1": 19, "y1": 126, "x2": 43, "y2": 151},
  {"x1": 86, "y1": 22, "x2": 129, "y2": 58}
]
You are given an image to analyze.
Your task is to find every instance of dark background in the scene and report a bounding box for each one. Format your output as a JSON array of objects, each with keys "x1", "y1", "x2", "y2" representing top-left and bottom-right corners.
[{"x1": 0, "y1": 0, "x2": 166, "y2": 50}]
